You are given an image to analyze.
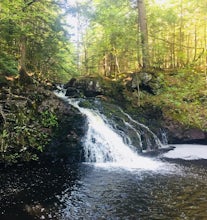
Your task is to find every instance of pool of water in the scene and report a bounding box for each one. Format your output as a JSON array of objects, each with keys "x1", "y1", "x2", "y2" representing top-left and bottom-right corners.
[{"x1": 1, "y1": 145, "x2": 207, "y2": 220}]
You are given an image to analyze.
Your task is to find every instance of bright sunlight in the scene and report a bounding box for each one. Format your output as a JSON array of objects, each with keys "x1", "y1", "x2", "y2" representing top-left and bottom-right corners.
[{"x1": 154, "y1": 0, "x2": 169, "y2": 6}]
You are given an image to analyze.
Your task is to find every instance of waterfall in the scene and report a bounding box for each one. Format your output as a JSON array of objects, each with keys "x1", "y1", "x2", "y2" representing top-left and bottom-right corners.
[
  {"x1": 55, "y1": 89, "x2": 163, "y2": 169},
  {"x1": 118, "y1": 108, "x2": 163, "y2": 151}
]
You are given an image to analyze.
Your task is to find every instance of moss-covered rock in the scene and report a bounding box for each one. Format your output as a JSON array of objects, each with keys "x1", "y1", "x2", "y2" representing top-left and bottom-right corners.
[
  {"x1": 64, "y1": 71, "x2": 207, "y2": 145},
  {"x1": 64, "y1": 76, "x2": 126, "y2": 103},
  {"x1": 0, "y1": 82, "x2": 86, "y2": 166},
  {"x1": 44, "y1": 97, "x2": 86, "y2": 163},
  {"x1": 126, "y1": 71, "x2": 165, "y2": 95}
]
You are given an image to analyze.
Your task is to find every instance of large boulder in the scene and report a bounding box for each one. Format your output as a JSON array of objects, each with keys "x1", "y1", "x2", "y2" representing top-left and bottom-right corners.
[
  {"x1": 64, "y1": 77, "x2": 103, "y2": 97},
  {"x1": 163, "y1": 117, "x2": 207, "y2": 144},
  {"x1": 127, "y1": 71, "x2": 164, "y2": 95},
  {"x1": 44, "y1": 96, "x2": 86, "y2": 163},
  {"x1": 64, "y1": 76, "x2": 126, "y2": 103},
  {"x1": 0, "y1": 82, "x2": 87, "y2": 165}
]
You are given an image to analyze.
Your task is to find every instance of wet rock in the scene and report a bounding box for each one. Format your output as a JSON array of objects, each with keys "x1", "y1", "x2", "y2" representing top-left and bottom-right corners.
[
  {"x1": 65, "y1": 87, "x2": 82, "y2": 98},
  {"x1": 64, "y1": 77, "x2": 77, "y2": 89},
  {"x1": 0, "y1": 82, "x2": 87, "y2": 165},
  {"x1": 185, "y1": 128, "x2": 206, "y2": 140},
  {"x1": 163, "y1": 118, "x2": 207, "y2": 144},
  {"x1": 125, "y1": 102, "x2": 207, "y2": 145},
  {"x1": 39, "y1": 92, "x2": 87, "y2": 163},
  {"x1": 141, "y1": 146, "x2": 176, "y2": 157}
]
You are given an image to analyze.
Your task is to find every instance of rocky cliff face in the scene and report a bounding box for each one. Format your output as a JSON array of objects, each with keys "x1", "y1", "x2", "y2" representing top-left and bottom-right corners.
[
  {"x1": 64, "y1": 74, "x2": 207, "y2": 145},
  {"x1": 162, "y1": 116, "x2": 207, "y2": 144},
  {"x1": 0, "y1": 80, "x2": 86, "y2": 165},
  {"x1": 45, "y1": 95, "x2": 86, "y2": 163},
  {"x1": 2, "y1": 71, "x2": 206, "y2": 166}
]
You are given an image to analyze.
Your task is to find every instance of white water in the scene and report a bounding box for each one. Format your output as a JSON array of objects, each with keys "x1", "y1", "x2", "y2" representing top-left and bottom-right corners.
[
  {"x1": 54, "y1": 89, "x2": 165, "y2": 170},
  {"x1": 119, "y1": 108, "x2": 163, "y2": 150},
  {"x1": 163, "y1": 144, "x2": 207, "y2": 160}
]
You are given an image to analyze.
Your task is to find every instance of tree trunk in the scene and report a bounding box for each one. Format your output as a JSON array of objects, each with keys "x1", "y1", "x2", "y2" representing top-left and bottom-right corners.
[
  {"x1": 178, "y1": 0, "x2": 184, "y2": 67},
  {"x1": 204, "y1": 13, "x2": 207, "y2": 87},
  {"x1": 193, "y1": 24, "x2": 197, "y2": 62},
  {"x1": 19, "y1": 35, "x2": 27, "y2": 71},
  {"x1": 137, "y1": 0, "x2": 149, "y2": 69},
  {"x1": 83, "y1": 43, "x2": 89, "y2": 75},
  {"x1": 19, "y1": 35, "x2": 33, "y2": 85}
]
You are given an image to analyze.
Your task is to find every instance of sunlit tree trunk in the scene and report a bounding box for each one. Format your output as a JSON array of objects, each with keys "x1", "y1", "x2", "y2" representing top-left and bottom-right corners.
[
  {"x1": 137, "y1": 0, "x2": 149, "y2": 69},
  {"x1": 178, "y1": 0, "x2": 184, "y2": 67},
  {"x1": 186, "y1": 34, "x2": 190, "y2": 65},
  {"x1": 83, "y1": 43, "x2": 89, "y2": 75},
  {"x1": 19, "y1": 35, "x2": 27, "y2": 70},
  {"x1": 76, "y1": 2, "x2": 81, "y2": 74},
  {"x1": 113, "y1": 47, "x2": 120, "y2": 79},
  {"x1": 136, "y1": 29, "x2": 142, "y2": 68},
  {"x1": 103, "y1": 53, "x2": 108, "y2": 77},
  {"x1": 193, "y1": 24, "x2": 197, "y2": 62},
  {"x1": 204, "y1": 13, "x2": 207, "y2": 86},
  {"x1": 172, "y1": 24, "x2": 176, "y2": 68}
]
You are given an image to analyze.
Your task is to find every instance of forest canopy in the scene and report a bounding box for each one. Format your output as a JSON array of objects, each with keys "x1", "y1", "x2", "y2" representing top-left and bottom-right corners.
[
  {"x1": 0, "y1": 0, "x2": 207, "y2": 80},
  {"x1": 73, "y1": 0, "x2": 207, "y2": 77},
  {"x1": 0, "y1": 0, "x2": 207, "y2": 164},
  {"x1": 0, "y1": 0, "x2": 77, "y2": 82}
]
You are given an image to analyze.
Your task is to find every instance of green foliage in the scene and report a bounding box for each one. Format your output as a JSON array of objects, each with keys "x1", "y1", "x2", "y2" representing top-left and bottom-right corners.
[
  {"x1": 0, "y1": 129, "x2": 9, "y2": 153},
  {"x1": 0, "y1": 106, "x2": 59, "y2": 164},
  {"x1": 40, "y1": 110, "x2": 58, "y2": 128},
  {"x1": 0, "y1": 53, "x2": 18, "y2": 76},
  {"x1": 74, "y1": 0, "x2": 207, "y2": 75},
  {"x1": 0, "y1": 0, "x2": 78, "y2": 83},
  {"x1": 136, "y1": 69, "x2": 207, "y2": 131},
  {"x1": 78, "y1": 0, "x2": 138, "y2": 76}
]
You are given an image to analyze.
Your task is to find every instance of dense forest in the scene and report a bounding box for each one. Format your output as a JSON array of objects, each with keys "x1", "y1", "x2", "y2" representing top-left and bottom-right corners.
[
  {"x1": 0, "y1": 0, "x2": 207, "y2": 164},
  {"x1": 72, "y1": 0, "x2": 207, "y2": 75},
  {"x1": 1, "y1": 0, "x2": 207, "y2": 78},
  {"x1": 0, "y1": 0, "x2": 77, "y2": 82}
]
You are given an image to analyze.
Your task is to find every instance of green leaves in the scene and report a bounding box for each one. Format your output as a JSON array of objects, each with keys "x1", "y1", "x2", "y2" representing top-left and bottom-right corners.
[
  {"x1": 79, "y1": 0, "x2": 139, "y2": 76},
  {"x1": 40, "y1": 110, "x2": 58, "y2": 128},
  {"x1": 139, "y1": 69, "x2": 207, "y2": 130},
  {"x1": 0, "y1": 0, "x2": 76, "y2": 82},
  {"x1": 0, "y1": 103, "x2": 59, "y2": 164}
]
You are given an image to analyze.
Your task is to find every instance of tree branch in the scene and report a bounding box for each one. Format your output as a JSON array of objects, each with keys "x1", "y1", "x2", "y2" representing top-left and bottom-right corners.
[
  {"x1": 0, "y1": 105, "x2": 6, "y2": 124},
  {"x1": 23, "y1": 0, "x2": 40, "y2": 11},
  {"x1": 151, "y1": 35, "x2": 204, "y2": 50}
]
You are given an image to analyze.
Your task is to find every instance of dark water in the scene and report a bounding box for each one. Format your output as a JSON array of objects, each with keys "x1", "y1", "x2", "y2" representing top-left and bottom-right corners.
[{"x1": 1, "y1": 157, "x2": 207, "y2": 220}]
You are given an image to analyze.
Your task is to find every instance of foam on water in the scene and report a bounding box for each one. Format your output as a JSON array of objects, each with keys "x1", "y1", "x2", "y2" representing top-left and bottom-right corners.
[{"x1": 163, "y1": 144, "x2": 207, "y2": 160}]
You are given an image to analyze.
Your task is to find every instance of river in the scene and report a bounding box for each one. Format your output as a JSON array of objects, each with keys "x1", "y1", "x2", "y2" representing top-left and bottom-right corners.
[
  {"x1": 1, "y1": 148, "x2": 207, "y2": 220},
  {"x1": 1, "y1": 91, "x2": 207, "y2": 220}
]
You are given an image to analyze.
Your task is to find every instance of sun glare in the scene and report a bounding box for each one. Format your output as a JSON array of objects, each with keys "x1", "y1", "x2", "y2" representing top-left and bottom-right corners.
[{"x1": 154, "y1": 0, "x2": 169, "y2": 6}]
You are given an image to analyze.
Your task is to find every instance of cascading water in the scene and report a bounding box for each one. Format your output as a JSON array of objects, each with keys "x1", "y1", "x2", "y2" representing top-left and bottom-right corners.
[
  {"x1": 118, "y1": 108, "x2": 163, "y2": 150},
  {"x1": 2, "y1": 88, "x2": 207, "y2": 220},
  {"x1": 55, "y1": 89, "x2": 164, "y2": 170}
]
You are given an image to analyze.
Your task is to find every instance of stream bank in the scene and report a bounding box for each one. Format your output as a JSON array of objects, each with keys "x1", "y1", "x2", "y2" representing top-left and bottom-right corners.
[
  {"x1": 0, "y1": 77, "x2": 85, "y2": 166},
  {"x1": 64, "y1": 73, "x2": 207, "y2": 146},
  {"x1": 1, "y1": 69, "x2": 207, "y2": 166}
]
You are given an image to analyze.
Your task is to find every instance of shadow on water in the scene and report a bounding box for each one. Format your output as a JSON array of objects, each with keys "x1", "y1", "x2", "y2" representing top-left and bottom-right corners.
[
  {"x1": 0, "y1": 161, "x2": 81, "y2": 220},
  {"x1": 2, "y1": 89, "x2": 207, "y2": 219},
  {"x1": 1, "y1": 158, "x2": 207, "y2": 219}
]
